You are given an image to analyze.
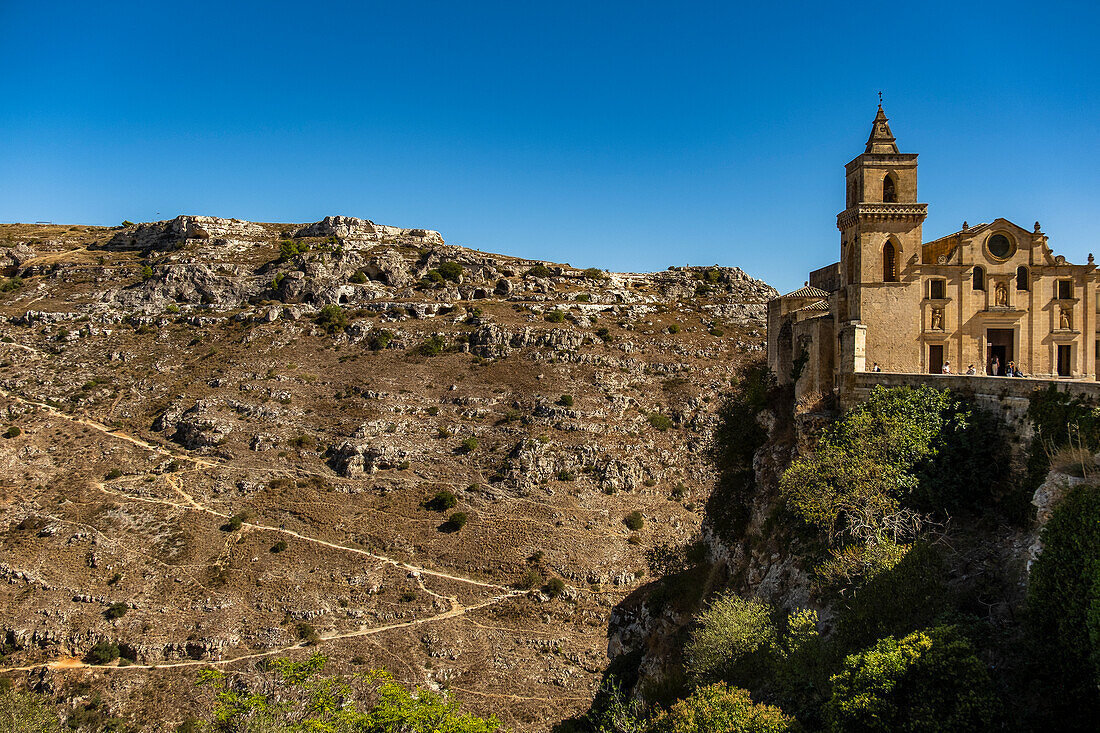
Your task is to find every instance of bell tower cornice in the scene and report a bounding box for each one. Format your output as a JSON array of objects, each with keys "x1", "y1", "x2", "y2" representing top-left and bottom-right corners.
[{"x1": 837, "y1": 202, "x2": 928, "y2": 231}]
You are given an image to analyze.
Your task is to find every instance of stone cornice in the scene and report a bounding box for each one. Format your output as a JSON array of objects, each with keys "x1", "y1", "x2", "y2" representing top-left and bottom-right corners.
[
  {"x1": 844, "y1": 153, "x2": 919, "y2": 172},
  {"x1": 837, "y1": 203, "x2": 928, "y2": 230}
]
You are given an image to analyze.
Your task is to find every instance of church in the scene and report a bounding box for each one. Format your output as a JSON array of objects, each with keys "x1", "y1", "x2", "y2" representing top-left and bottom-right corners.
[{"x1": 768, "y1": 105, "x2": 1098, "y2": 401}]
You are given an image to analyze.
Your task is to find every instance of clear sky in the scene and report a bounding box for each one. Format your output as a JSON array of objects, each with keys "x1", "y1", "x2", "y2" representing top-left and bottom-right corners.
[{"x1": 2, "y1": 1, "x2": 1097, "y2": 292}]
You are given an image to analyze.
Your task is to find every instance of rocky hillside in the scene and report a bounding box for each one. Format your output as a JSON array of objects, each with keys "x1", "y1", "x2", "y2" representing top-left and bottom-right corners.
[{"x1": 0, "y1": 216, "x2": 774, "y2": 730}]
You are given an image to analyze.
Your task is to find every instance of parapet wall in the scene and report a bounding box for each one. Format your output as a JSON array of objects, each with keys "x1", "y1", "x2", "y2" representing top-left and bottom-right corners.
[{"x1": 846, "y1": 372, "x2": 1100, "y2": 442}]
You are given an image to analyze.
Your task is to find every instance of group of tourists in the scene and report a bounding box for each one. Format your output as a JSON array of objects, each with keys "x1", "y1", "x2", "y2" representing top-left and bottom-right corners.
[
  {"x1": 988, "y1": 356, "x2": 1026, "y2": 377},
  {"x1": 867, "y1": 358, "x2": 1028, "y2": 377}
]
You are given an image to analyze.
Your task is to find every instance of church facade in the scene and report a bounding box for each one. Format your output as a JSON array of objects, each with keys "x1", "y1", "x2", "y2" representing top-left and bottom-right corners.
[{"x1": 768, "y1": 106, "x2": 1098, "y2": 400}]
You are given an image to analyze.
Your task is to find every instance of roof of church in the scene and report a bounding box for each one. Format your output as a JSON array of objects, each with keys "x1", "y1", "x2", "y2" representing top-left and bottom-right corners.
[
  {"x1": 781, "y1": 285, "x2": 829, "y2": 299},
  {"x1": 796, "y1": 300, "x2": 830, "y2": 312},
  {"x1": 865, "y1": 105, "x2": 900, "y2": 155}
]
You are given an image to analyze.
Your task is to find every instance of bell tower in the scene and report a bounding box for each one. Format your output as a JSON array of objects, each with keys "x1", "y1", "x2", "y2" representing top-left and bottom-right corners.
[{"x1": 837, "y1": 104, "x2": 927, "y2": 303}]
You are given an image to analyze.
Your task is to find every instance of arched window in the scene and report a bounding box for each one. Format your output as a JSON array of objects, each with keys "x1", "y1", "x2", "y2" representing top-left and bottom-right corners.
[
  {"x1": 1016, "y1": 266, "x2": 1029, "y2": 291},
  {"x1": 883, "y1": 174, "x2": 897, "y2": 203},
  {"x1": 883, "y1": 241, "x2": 897, "y2": 282},
  {"x1": 973, "y1": 266, "x2": 985, "y2": 291}
]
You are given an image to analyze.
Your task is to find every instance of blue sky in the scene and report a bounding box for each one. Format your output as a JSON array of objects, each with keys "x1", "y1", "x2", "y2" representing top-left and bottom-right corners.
[{"x1": 1, "y1": 1, "x2": 1097, "y2": 292}]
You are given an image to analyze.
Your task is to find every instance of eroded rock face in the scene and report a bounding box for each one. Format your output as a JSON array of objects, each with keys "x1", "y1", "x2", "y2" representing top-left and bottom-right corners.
[
  {"x1": 329, "y1": 440, "x2": 410, "y2": 477},
  {"x1": 102, "y1": 216, "x2": 267, "y2": 252},
  {"x1": 295, "y1": 215, "x2": 444, "y2": 246}
]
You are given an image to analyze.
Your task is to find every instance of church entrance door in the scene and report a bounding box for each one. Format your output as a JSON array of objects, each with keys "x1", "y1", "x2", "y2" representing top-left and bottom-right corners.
[
  {"x1": 929, "y1": 344, "x2": 944, "y2": 374},
  {"x1": 987, "y1": 328, "x2": 1013, "y2": 375}
]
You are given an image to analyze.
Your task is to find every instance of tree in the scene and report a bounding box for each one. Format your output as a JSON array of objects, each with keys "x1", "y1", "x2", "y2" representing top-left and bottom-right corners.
[
  {"x1": 646, "y1": 684, "x2": 796, "y2": 733},
  {"x1": 780, "y1": 385, "x2": 1010, "y2": 547},
  {"x1": 825, "y1": 625, "x2": 995, "y2": 732}
]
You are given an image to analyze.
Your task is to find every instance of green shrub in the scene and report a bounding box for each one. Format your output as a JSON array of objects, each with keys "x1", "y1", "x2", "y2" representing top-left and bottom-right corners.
[
  {"x1": 315, "y1": 304, "x2": 348, "y2": 333},
  {"x1": 0, "y1": 276, "x2": 23, "y2": 293},
  {"x1": 648, "y1": 683, "x2": 796, "y2": 733},
  {"x1": 271, "y1": 272, "x2": 286, "y2": 290},
  {"x1": 709, "y1": 327, "x2": 725, "y2": 337},
  {"x1": 647, "y1": 412, "x2": 673, "y2": 431},
  {"x1": 222, "y1": 512, "x2": 248, "y2": 532},
  {"x1": 416, "y1": 334, "x2": 447, "y2": 356},
  {"x1": 425, "y1": 269, "x2": 445, "y2": 284},
  {"x1": 290, "y1": 434, "x2": 317, "y2": 449},
  {"x1": 193, "y1": 653, "x2": 499, "y2": 730},
  {"x1": 667, "y1": 324, "x2": 680, "y2": 334},
  {"x1": 121, "y1": 220, "x2": 135, "y2": 227},
  {"x1": 140, "y1": 264, "x2": 154, "y2": 280},
  {"x1": 575, "y1": 293, "x2": 590, "y2": 302},
  {"x1": 437, "y1": 261, "x2": 463, "y2": 282},
  {"x1": 558, "y1": 395, "x2": 574, "y2": 407},
  {"x1": 270, "y1": 540, "x2": 288, "y2": 553},
  {"x1": 105, "y1": 468, "x2": 123, "y2": 480},
  {"x1": 545, "y1": 310, "x2": 566, "y2": 323},
  {"x1": 1026, "y1": 385, "x2": 1100, "y2": 493},
  {"x1": 350, "y1": 271, "x2": 368, "y2": 284},
  {"x1": 459, "y1": 436, "x2": 478, "y2": 454},
  {"x1": 87, "y1": 641, "x2": 120, "y2": 664},
  {"x1": 582, "y1": 267, "x2": 607, "y2": 280},
  {"x1": 278, "y1": 239, "x2": 309, "y2": 262},
  {"x1": 165, "y1": 303, "x2": 180, "y2": 314},
  {"x1": 1028, "y1": 483, "x2": 1100, "y2": 694},
  {"x1": 781, "y1": 385, "x2": 1012, "y2": 546},
  {"x1": 296, "y1": 622, "x2": 321, "y2": 645},
  {"x1": 0, "y1": 687, "x2": 60, "y2": 732},
  {"x1": 3, "y1": 426, "x2": 19, "y2": 439},
  {"x1": 825, "y1": 625, "x2": 996, "y2": 732},
  {"x1": 517, "y1": 567, "x2": 542, "y2": 590},
  {"x1": 595, "y1": 326, "x2": 612, "y2": 342},
  {"x1": 684, "y1": 594, "x2": 778, "y2": 688},
  {"x1": 427, "y1": 490, "x2": 458, "y2": 511},
  {"x1": 105, "y1": 602, "x2": 128, "y2": 620},
  {"x1": 525, "y1": 264, "x2": 551, "y2": 278},
  {"x1": 545, "y1": 577, "x2": 566, "y2": 597},
  {"x1": 447, "y1": 512, "x2": 468, "y2": 531},
  {"x1": 624, "y1": 511, "x2": 644, "y2": 531},
  {"x1": 368, "y1": 329, "x2": 393, "y2": 351}
]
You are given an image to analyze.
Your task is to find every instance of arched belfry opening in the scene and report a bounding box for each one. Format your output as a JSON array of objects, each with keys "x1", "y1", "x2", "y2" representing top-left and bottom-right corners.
[
  {"x1": 883, "y1": 174, "x2": 897, "y2": 203},
  {"x1": 883, "y1": 241, "x2": 898, "y2": 282}
]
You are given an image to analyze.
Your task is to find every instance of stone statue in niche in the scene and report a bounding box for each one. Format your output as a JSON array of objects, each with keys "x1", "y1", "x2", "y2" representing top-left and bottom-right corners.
[
  {"x1": 1061, "y1": 307, "x2": 1071, "y2": 330},
  {"x1": 931, "y1": 308, "x2": 942, "y2": 330},
  {"x1": 995, "y1": 282, "x2": 1008, "y2": 307}
]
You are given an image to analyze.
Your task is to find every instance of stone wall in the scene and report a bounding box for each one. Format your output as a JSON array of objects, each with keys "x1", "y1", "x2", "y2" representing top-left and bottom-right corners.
[{"x1": 846, "y1": 372, "x2": 1100, "y2": 442}]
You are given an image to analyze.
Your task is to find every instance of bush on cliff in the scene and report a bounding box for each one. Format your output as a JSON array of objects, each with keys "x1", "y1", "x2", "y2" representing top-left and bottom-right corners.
[
  {"x1": 825, "y1": 625, "x2": 996, "y2": 733},
  {"x1": 781, "y1": 385, "x2": 1010, "y2": 547},
  {"x1": 1027, "y1": 483, "x2": 1100, "y2": 709},
  {"x1": 195, "y1": 654, "x2": 499, "y2": 731},
  {"x1": 647, "y1": 683, "x2": 797, "y2": 733},
  {"x1": 705, "y1": 357, "x2": 779, "y2": 543}
]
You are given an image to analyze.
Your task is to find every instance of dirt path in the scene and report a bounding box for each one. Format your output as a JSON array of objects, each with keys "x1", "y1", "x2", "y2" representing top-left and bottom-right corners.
[
  {"x1": 0, "y1": 382, "x2": 532, "y2": 676},
  {"x1": 0, "y1": 590, "x2": 522, "y2": 675}
]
